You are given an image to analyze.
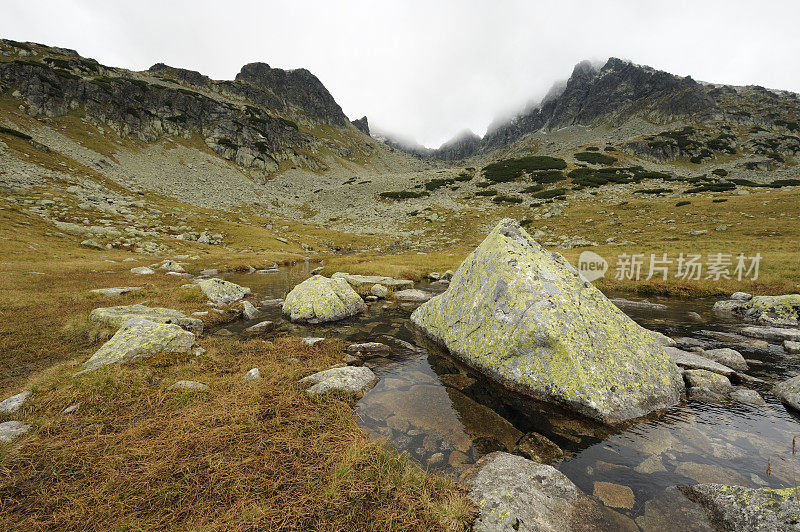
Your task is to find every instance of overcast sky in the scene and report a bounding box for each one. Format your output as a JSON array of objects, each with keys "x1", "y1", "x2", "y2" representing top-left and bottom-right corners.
[{"x1": 3, "y1": 0, "x2": 799, "y2": 148}]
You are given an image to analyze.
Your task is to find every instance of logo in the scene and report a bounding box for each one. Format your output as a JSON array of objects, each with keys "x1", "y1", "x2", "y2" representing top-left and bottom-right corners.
[{"x1": 578, "y1": 251, "x2": 608, "y2": 282}]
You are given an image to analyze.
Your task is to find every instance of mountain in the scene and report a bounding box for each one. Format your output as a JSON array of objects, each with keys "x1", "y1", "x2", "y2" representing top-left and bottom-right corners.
[
  {"x1": 0, "y1": 39, "x2": 374, "y2": 176},
  {"x1": 430, "y1": 129, "x2": 481, "y2": 161}
]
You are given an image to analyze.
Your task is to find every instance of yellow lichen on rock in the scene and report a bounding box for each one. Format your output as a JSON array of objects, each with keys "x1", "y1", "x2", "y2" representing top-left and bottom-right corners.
[
  {"x1": 283, "y1": 275, "x2": 366, "y2": 324},
  {"x1": 411, "y1": 218, "x2": 682, "y2": 423}
]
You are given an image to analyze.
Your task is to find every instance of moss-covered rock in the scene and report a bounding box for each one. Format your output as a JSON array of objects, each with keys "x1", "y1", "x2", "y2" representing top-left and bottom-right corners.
[
  {"x1": 77, "y1": 318, "x2": 197, "y2": 375},
  {"x1": 410, "y1": 219, "x2": 682, "y2": 424},
  {"x1": 713, "y1": 294, "x2": 800, "y2": 327},
  {"x1": 682, "y1": 483, "x2": 800, "y2": 532},
  {"x1": 89, "y1": 304, "x2": 203, "y2": 333},
  {"x1": 196, "y1": 278, "x2": 250, "y2": 304},
  {"x1": 283, "y1": 275, "x2": 366, "y2": 324}
]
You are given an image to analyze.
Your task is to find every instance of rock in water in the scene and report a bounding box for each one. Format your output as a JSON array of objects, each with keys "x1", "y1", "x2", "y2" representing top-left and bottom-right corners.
[
  {"x1": 773, "y1": 375, "x2": 800, "y2": 411},
  {"x1": 300, "y1": 366, "x2": 378, "y2": 396},
  {"x1": 77, "y1": 318, "x2": 197, "y2": 375},
  {"x1": 714, "y1": 294, "x2": 800, "y2": 327},
  {"x1": 90, "y1": 304, "x2": 203, "y2": 333},
  {"x1": 410, "y1": 219, "x2": 682, "y2": 423},
  {"x1": 682, "y1": 484, "x2": 800, "y2": 531},
  {"x1": 196, "y1": 278, "x2": 250, "y2": 304},
  {"x1": 283, "y1": 275, "x2": 366, "y2": 323}
]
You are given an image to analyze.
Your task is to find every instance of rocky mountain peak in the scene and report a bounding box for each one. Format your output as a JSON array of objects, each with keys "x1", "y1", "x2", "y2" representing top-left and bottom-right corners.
[
  {"x1": 431, "y1": 129, "x2": 482, "y2": 161},
  {"x1": 352, "y1": 116, "x2": 370, "y2": 135}
]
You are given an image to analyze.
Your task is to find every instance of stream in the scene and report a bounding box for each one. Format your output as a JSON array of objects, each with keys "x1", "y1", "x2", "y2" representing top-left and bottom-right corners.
[{"x1": 219, "y1": 264, "x2": 800, "y2": 524}]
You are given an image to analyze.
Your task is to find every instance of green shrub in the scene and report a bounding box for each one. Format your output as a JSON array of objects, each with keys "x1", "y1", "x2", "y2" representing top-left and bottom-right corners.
[
  {"x1": 634, "y1": 188, "x2": 673, "y2": 195},
  {"x1": 379, "y1": 190, "x2": 427, "y2": 199},
  {"x1": 492, "y1": 195, "x2": 523, "y2": 204},
  {"x1": 604, "y1": 146, "x2": 616, "y2": 152},
  {"x1": 475, "y1": 189, "x2": 498, "y2": 197},
  {"x1": 676, "y1": 201, "x2": 691, "y2": 207},
  {"x1": 712, "y1": 168, "x2": 728, "y2": 177},
  {"x1": 529, "y1": 170, "x2": 565, "y2": 184},
  {"x1": 455, "y1": 172, "x2": 473, "y2": 181},
  {"x1": 425, "y1": 178, "x2": 455, "y2": 191},
  {"x1": 770, "y1": 179, "x2": 800, "y2": 187},
  {"x1": 712, "y1": 198, "x2": 728, "y2": 203},
  {"x1": 476, "y1": 181, "x2": 493, "y2": 188},
  {"x1": 574, "y1": 152, "x2": 617, "y2": 165},
  {"x1": 685, "y1": 182, "x2": 736, "y2": 193},
  {"x1": 482, "y1": 156, "x2": 567, "y2": 182},
  {"x1": 585, "y1": 146, "x2": 599, "y2": 151},
  {"x1": 519, "y1": 219, "x2": 533, "y2": 227},
  {"x1": 520, "y1": 184, "x2": 544, "y2": 193},
  {"x1": 216, "y1": 138, "x2": 238, "y2": 149}
]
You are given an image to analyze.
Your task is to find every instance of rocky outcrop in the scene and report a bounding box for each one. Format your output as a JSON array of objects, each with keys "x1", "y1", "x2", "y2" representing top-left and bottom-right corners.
[
  {"x1": 0, "y1": 39, "x2": 352, "y2": 175},
  {"x1": 431, "y1": 130, "x2": 481, "y2": 161},
  {"x1": 89, "y1": 304, "x2": 203, "y2": 333},
  {"x1": 77, "y1": 317, "x2": 197, "y2": 374},
  {"x1": 283, "y1": 275, "x2": 366, "y2": 323},
  {"x1": 411, "y1": 219, "x2": 683, "y2": 424},
  {"x1": 351, "y1": 116, "x2": 369, "y2": 135}
]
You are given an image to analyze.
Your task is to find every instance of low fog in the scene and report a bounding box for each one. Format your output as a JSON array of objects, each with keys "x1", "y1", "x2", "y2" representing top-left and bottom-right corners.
[{"x1": 3, "y1": 0, "x2": 800, "y2": 148}]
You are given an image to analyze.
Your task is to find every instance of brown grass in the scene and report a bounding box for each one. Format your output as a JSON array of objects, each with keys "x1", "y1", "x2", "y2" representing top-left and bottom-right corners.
[{"x1": 0, "y1": 336, "x2": 474, "y2": 530}]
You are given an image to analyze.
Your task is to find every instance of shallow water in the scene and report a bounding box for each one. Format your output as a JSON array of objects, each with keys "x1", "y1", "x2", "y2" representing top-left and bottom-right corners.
[{"x1": 222, "y1": 265, "x2": 800, "y2": 522}]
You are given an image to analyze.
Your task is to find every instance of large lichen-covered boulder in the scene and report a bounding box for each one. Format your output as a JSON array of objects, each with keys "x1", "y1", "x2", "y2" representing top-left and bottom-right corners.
[
  {"x1": 283, "y1": 275, "x2": 366, "y2": 323},
  {"x1": 411, "y1": 219, "x2": 682, "y2": 424},
  {"x1": 90, "y1": 304, "x2": 203, "y2": 333},
  {"x1": 714, "y1": 294, "x2": 800, "y2": 327},
  {"x1": 77, "y1": 318, "x2": 197, "y2": 375},
  {"x1": 196, "y1": 277, "x2": 250, "y2": 304},
  {"x1": 331, "y1": 272, "x2": 414, "y2": 290}
]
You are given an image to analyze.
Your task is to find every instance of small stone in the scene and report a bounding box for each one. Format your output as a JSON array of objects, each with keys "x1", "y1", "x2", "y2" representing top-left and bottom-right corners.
[
  {"x1": 62, "y1": 403, "x2": 82, "y2": 415},
  {"x1": 0, "y1": 421, "x2": 31, "y2": 442},
  {"x1": 700, "y1": 348, "x2": 748, "y2": 370},
  {"x1": 301, "y1": 337, "x2": 325, "y2": 346},
  {"x1": 343, "y1": 354, "x2": 362, "y2": 366},
  {"x1": 167, "y1": 380, "x2": 209, "y2": 391},
  {"x1": 729, "y1": 388, "x2": 766, "y2": 406},
  {"x1": 300, "y1": 366, "x2": 378, "y2": 396},
  {"x1": 371, "y1": 284, "x2": 389, "y2": 298},
  {"x1": 785, "y1": 340, "x2": 800, "y2": 354},
  {"x1": 242, "y1": 368, "x2": 261, "y2": 381},
  {"x1": 394, "y1": 288, "x2": 433, "y2": 302},
  {"x1": 90, "y1": 286, "x2": 143, "y2": 297},
  {"x1": 130, "y1": 266, "x2": 154, "y2": 275},
  {"x1": 683, "y1": 369, "x2": 732, "y2": 393},
  {"x1": 0, "y1": 391, "x2": 31, "y2": 414},
  {"x1": 345, "y1": 342, "x2": 391, "y2": 355},
  {"x1": 160, "y1": 260, "x2": 185, "y2": 273}
]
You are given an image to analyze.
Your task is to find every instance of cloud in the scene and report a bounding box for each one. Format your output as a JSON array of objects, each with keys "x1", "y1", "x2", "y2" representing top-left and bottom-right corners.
[{"x1": 3, "y1": 0, "x2": 799, "y2": 148}]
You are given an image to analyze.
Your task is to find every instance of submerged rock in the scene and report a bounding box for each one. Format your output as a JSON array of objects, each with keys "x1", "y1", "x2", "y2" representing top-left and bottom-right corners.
[
  {"x1": 283, "y1": 275, "x2": 366, "y2": 324},
  {"x1": 300, "y1": 366, "x2": 378, "y2": 397},
  {"x1": 740, "y1": 325, "x2": 800, "y2": 344},
  {"x1": 714, "y1": 294, "x2": 800, "y2": 327},
  {"x1": 682, "y1": 483, "x2": 800, "y2": 532},
  {"x1": 77, "y1": 318, "x2": 197, "y2": 375},
  {"x1": 514, "y1": 431, "x2": 567, "y2": 464},
  {"x1": 411, "y1": 219, "x2": 682, "y2": 424},
  {"x1": 394, "y1": 288, "x2": 433, "y2": 302},
  {"x1": 90, "y1": 304, "x2": 203, "y2": 333},
  {"x1": 196, "y1": 277, "x2": 250, "y2": 304},
  {"x1": 0, "y1": 391, "x2": 31, "y2": 414}
]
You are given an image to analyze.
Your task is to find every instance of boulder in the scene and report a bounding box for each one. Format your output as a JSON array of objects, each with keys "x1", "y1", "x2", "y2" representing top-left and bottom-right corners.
[
  {"x1": 345, "y1": 342, "x2": 391, "y2": 355},
  {"x1": 160, "y1": 260, "x2": 185, "y2": 273},
  {"x1": 785, "y1": 340, "x2": 800, "y2": 354},
  {"x1": 196, "y1": 278, "x2": 250, "y2": 304},
  {"x1": 411, "y1": 219, "x2": 682, "y2": 424},
  {"x1": 0, "y1": 391, "x2": 31, "y2": 414},
  {"x1": 773, "y1": 375, "x2": 800, "y2": 411},
  {"x1": 370, "y1": 284, "x2": 389, "y2": 298},
  {"x1": 77, "y1": 318, "x2": 197, "y2": 375},
  {"x1": 700, "y1": 348, "x2": 748, "y2": 370},
  {"x1": 460, "y1": 452, "x2": 636, "y2": 532},
  {"x1": 730, "y1": 388, "x2": 766, "y2": 406},
  {"x1": 90, "y1": 304, "x2": 203, "y2": 333},
  {"x1": 740, "y1": 325, "x2": 800, "y2": 343},
  {"x1": 130, "y1": 266, "x2": 154, "y2": 275},
  {"x1": 714, "y1": 294, "x2": 800, "y2": 327},
  {"x1": 682, "y1": 484, "x2": 800, "y2": 532},
  {"x1": 513, "y1": 431, "x2": 567, "y2": 464},
  {"x1": 0, "y1": 421, "x2": 31, "y2": 443},
  {"x1": 283, "y1": 275, "x2": 366, "y2": 324},
  {"x1": 300, "y1": 366, "x2": 378, "y2": 396}
]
